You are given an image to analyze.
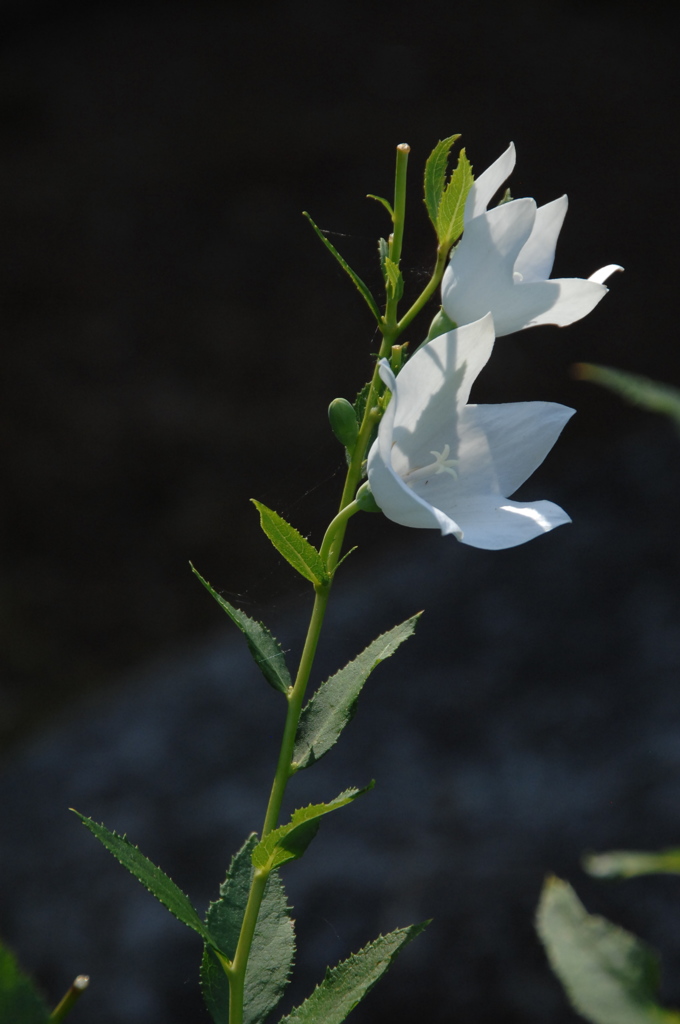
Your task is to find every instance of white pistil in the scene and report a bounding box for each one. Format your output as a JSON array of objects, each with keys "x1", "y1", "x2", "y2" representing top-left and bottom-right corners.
[{"x1": 404, "y1": 443, "x2": 459, "y2": 485}]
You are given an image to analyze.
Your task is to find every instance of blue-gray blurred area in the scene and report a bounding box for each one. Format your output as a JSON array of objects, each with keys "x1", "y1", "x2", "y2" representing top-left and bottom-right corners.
[{"x1": 1, "y1": 1, "x2": 680, "y2": 1022}]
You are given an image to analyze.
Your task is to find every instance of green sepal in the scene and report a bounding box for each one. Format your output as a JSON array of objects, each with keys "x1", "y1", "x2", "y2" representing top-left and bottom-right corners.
[
  {"x1": 584, "y1": 848, "x2": 680, "y2": 879},
  {"x1": 277, "y1": 921, "x2": 429, "y2": 1024},
  {"x1": 0, "y1": 939, "x2": 50, "y2": 1024},
  {"x1": 423, "y1": 134, "x2": 461, "y2": 228},
  {"x1": 201, "y1": 835, "x2": 295, "y2": 1024},
  {"x1": 293, "y1": 615, "x2": 420, "y2": 770},
  {"x1": 536, "y1": 875, "x2": 680, "y2": 1024},
  {"x1": 366, "y1": 194, "x2": 394, "y2": 218},
  {"x1": 497, "y1": 187, "x2": 513, "y2": 205},
  {"x1": 436, "y1": 148, "x2": 473, "y2": 249},
  {"x1": 302, "y1": 212, "x2": 381, "y2": 322},
  {"x1": 328, "y1": 398, "x2": 359, "y2": 450},
  {"x1": 252, "y1": 501, "x2": 329, "y2": 587},
  {"x1": 73, "y1": 811, "x2": 219, "y2": 950},
  {"x1": 191, "y1": 565, "x2": 291, "y2": 695},
  {"x1": 574, "y1": 364, "x2": 680, "y2": 429},
  {"x1": 383, "y1": 257, "x2": 404, "y2": 301},
  {"x1": 355, "y1": 482, "x2": 381, "y2": 514},
  {"x1": 251, "y1": 785, "x2": 373, "y2": 872},
  {"x1": 426, "y1": 307, "x2": 457, "y2": 342}
]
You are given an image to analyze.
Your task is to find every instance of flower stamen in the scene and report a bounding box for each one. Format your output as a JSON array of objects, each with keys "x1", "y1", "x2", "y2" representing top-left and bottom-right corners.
[{"x1": 404, "y1": 443, "x2": 459, "y2": 485}]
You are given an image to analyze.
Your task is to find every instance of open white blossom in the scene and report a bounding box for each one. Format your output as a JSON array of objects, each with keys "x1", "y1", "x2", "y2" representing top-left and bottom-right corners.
[
  {"x1": 366, "y1": 314, "x2": 574, "y2": 550},
  {"x1": 441, "y1": 144, "x2": 622, "y2": 337}
]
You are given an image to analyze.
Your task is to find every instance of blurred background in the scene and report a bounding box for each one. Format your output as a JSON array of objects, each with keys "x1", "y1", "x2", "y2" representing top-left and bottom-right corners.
[{"x1": 1, "y1": 1, "x2": 680, "y2": 1022}]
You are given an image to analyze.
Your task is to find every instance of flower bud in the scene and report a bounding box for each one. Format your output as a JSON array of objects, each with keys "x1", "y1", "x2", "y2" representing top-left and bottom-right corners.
[{"x1": 328, "y1": 398, "x2": 358, "y2": 449}]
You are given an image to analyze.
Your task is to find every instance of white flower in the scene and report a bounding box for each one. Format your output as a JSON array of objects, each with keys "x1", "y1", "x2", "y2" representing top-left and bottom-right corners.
[
  {"x1": 366, "y1": 314, "x2": 574, "y2": 550},
  {"x1": 441, "y1": 143, "x2": 622, "y2": 337}
]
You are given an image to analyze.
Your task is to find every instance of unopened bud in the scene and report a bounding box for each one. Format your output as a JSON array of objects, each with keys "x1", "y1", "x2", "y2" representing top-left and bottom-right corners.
[{"x1": 328, "y1": 398, "x2": 358, "y2": 449}]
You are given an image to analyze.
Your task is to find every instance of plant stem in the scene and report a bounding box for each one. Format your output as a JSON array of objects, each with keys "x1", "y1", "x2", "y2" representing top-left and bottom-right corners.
[
  {"x1": 49, "y1": 976, "x2": 89, "y2": 1022},
  {"x1": 226, "y1": 139, "x2": 446, "y2": 1024}
]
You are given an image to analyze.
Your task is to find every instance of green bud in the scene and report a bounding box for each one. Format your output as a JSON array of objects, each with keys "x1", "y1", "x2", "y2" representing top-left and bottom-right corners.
[
  {"x1": 328, "y1": 398, "x2": 359, "y2": 449},
  {"x1": 356, "y1": 482, "x2": 382, "y2": 513}
]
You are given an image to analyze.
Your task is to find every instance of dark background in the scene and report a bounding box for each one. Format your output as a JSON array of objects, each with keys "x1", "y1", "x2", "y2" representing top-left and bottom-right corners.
[{"x1": 1, "y1": 1, "x2": 679, "y2": 1022}]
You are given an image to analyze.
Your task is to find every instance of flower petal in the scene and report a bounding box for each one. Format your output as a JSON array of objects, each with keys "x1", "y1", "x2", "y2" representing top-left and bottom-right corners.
[
  {"x1": 368, "y1": 363, "x2": 463, "y2": 537},
  {"x1": 514, "y1": 195, "x2": 568, "y2": 282},
  {"x1": 388, "y1": 314, "x2": 495, "y2": 444},
  {"x1": 464, "y1": 142, "x2": 516, "y2": 221},
  {"x1": 450, "y1": 494, "x2": 572, "y2": 550},
  {"x1": 456, "y1": 402, "x2": 575, "y2": 497},
  {"x1": 442, "y1": 199, "x2": 539, "y2": 333},
  {"x1": 521, "y1": 277, "x2": 613, "y2": 328},
  {"x1": 589, "y1": 264, "x2": 623, "y2": 285}
]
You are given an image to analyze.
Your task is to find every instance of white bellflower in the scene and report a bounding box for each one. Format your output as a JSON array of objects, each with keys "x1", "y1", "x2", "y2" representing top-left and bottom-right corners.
[
  {"x1": 441, "y1": 144, "x2": 622, "y2": 336},
  {"x1": 367, "y1": 315, "x2": 574, "y2": 550}
]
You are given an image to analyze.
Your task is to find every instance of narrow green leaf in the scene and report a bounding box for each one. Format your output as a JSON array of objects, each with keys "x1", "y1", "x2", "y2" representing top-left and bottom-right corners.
[
  {"x1": 536, "y1": 876, "x2": 680, "y2": 1024},
  {"x1": 584, "y1": 848, "x2": 680, "y2": 879},
  {"x1": 377, "y1": 237, "x2": 389, "y2": 282},
  {"x1": 201, "y1": 836, "x2": 296, "y2": 1024},
  {"x1": 366, "y1": 194, "x2": 394, "y2": 218},
  {"x1": 191, "y1": 565, "x2": 291, "y2": 695},
  {"x1": 293, "y1": 615, "x2": 421, "y2": 770},
  {"x1": 252, "y1": 785, "x2": 373, "y2": 872},
  {"x1": 574, "y1": 364, "x2": 680, "y2": 428},
  {"x1": 383, "y1": 257, "x2": 404, "y2": 301},
  {"x1": 73, "y1": 812, "x2": 217, "y2": 948},
  {"x1": 251, "y1": 501, "x2": 329, "y2": 587},
  {"x1": 0, "y1": 940, "x2": 50, "y2": 1024},
  {"x1": 278, "y1": 921, "x2": 429, "y2": 1024},
  {"x1": 302, "y1": 212, "x2": 381, "y2": 321},
  {"x1": 423, "y1": 134, "x2": 461, "y2": 228},
  {"x1": 436, "y1": 148, "x2": 474, "y2": 248}
]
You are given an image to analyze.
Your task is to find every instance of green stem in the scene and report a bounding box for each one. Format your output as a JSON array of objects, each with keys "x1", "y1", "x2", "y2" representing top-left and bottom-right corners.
[
  {"x1": 396, "y1": 242, "x2": 448, "y2": 334},
  {"x1": 226, "y1": 140, "x2": 444, "y2": 1024},
  {"x1": 383, "y1": 144, "x2": 410, "y2": 333},
  {"x1": 261, "y1": 581, "x2": 332, "y2": 837},
  {"x1": 227, "y1": 868, "x2": 269, "y2": 1024}
]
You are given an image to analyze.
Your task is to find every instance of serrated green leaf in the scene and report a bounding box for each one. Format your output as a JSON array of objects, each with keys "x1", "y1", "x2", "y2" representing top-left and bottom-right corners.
[
  {"x1": 201, "y1": 836, "x2": 295, "y2": 1024},
  {"x1": 383, "y1": 257, "x2": 404, "y2": 301},
  {"x1": 191, "y1": 565, "x2": 291, "y2": 695},
  {"x1": 436, "y1": 148, "x2": 474, "y2": 248},
  {"x1": 73, "y1": 812, "x2": 217, "y2": 948},
  {"x1": 584, "y1": 848, "x2": 680, "y2": 879},
  {"x1": 575, "y1": 364, "x2": 680, "y2": 428},
  {"x1": 536, "y1": 876, "x2": 680, "y2": 1024},
  {"x1": 251, "y1": 501, "x2": 329, "y2": 587},
  {"x1": 423, "y1": 134, "x2": 461, "y2": 228},
  {"x1": 293, "y1": 615, "x2": 421, "y2": 770},
  {"x1": 0, "y1": 940, "x2": 50, "y2": 1024},
  {"x1": 278, "y1": 921, "x2": 429, "y2": 1024},
  {"x1": 252, "y1": 785, "x2": 373, "y2": 872},
  {"x1": 302, "y1": 212, "x2": 381, "y2": 321}
]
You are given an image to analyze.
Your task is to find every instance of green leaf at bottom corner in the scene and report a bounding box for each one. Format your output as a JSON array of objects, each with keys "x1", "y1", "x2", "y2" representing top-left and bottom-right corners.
[
  {"x1": 251, "y1": 501, "x2": 328, "y2": 586},
  {"x1": 0, "y1": 939, "x2": 50, "y2": 1024},
  {"x1": 278, "y1": 921, "x2": 428, "y2": 1024},
  {"x1": 536, "y1": 875, "x2": 680, "y2": 1024}
]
